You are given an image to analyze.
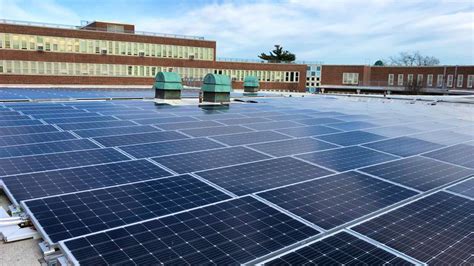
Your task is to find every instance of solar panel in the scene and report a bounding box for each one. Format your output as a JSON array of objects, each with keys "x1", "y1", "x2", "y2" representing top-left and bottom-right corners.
[
  {"x1": 2, "y1": 160, "x2": 172, "y2": 203},
  {"x1": 20, "y1": 109, "x2": 87, "y2": 115},
  {"x1": 258, "y1": 171, "x2": 418, "y2": 229},
  {"x1": 249, "y1": 138, "x2": 338, "y2": 157},
  {"x1": 111, "y1": 113, "x2": 176, "y2": 120},
  {"x1": 296, "y1": 146, "x2": 397, "y2": 172},
  {"x1": 93, "y1": 131, "x2": 188, "y2": 147},
  {"x1": 43, "y1": 116, "x2": 118, "y2": 124},
  {"x1": 152, "y1": 146, "x2": 270, "y2": 174},
  {"x1": 57, "y1": 120, "x2": 136, "y2": 131},
  {"x1": 0, "y1": 131, "x2": 76, "y2": 147},
  {"x1": 0, "y1": 115, "x2": 30, "y2": 120},
  {"x1": 211, "y1": 131, "x2": 291, "y2": 146},
  {"x1": 326, "y1": 121, "x2": 377, "y2": 131},
  {"x1": 264, "y1": 232, "x2": 413, "y2": 265},
  {"x1": 244, "y1": 121, "x2": 303, "y2": 130},
  {"x1": 266, "y1": 114, "x2": 314, "y2": 121},
  {"x1": 447, "y1": 177, "x2": 474, "y2": 198},
  {"x1": 120, "y1": 138, "x2": 224, "y2": 158},
  {"x1": 29, "y1": 112, "x2": 102, "y2": 119},
  {"x1": 196, "y1": 157, "x2": 333, "y2": 196},
  {"x1": 423, "y1": 144, "x2": 474, "y2": 169},
  {"x1": 352, "y1": 192, "x2": 474, "y2": 265},
  {"x1": 295, "y1": 117, "x2": 344, "y2": 125},
  {"x1": 215, "y1": 117, "x2": 271, "y2": 125},
  {"x1": 410, "y1": 130, "x2": 473, "y2": 146},
  {"x1": 363, "y1": 136, "x2": 445, "y2": 157},
  {"x1": 133, "y1": 116, "x2": 197, "y2": 125},
  {"x1": 0, "y1": 119, "x2": 43, "y2": 127},
  {"x1": 0, "y1": 148, "x2": 129, "y2": 177},
  {"x1": 0, "y1": 125, "x2": 58, "y2": 136},
  {"x1": 24, "y1": 174, "x2": 230, "y2": 243},
  {"x1": 192, "y1": 113, "x2": 246, "y2": 121},
  {"x1": 360, "y1": 156, "x2": 474, "y2": 191},
  {"x1": 335, "y1": 114, "x2": 374, "y2": 121},
  {"x1": 73, "y1": 125, "x2": 161, "y2": 138},
  {"x1": 0, "y1": 139, "x2": 99, "y2": 159},
  {"x1": 275, "y1": 125, "x2": 341, "y2": 137},
  {"x1": 363, "y1": 125, "x2": 421, "y2": 138},
  {"x1": 61, "y1": 196, "x2": 319, "y2": 265},
  {"x1": 155, "y1": 120, "x2": 223, "y2": 130},
  {"x1": 316, "y1": 131, "x2": 386, "y2": 146},
  {"x1": 180, "y1": 125, "x2": 252, "y2": 137}
]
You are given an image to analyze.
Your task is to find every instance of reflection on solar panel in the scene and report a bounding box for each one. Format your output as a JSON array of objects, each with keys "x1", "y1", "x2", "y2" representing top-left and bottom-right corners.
[
  {"x1": 363, "y1": 125, "x2": 421, "y2": 138},
  {"x1": 276, "y1": 125, "x2": 341, "y2": 137},
  {"x1": 297, "y1": 146, "x2": 397, "y2": 172},
  {"x1": 0, "y1": 131, "x2": 76, "y2": 147},
  {"x1": 423, "y1": 144, "x2": 474, "y2": 169},
  {"x1": 180, "y1": 125, "x2": 252, "y2": 137},
  {"x1": 152, "y1": 146, "x2": 270, "y2": 174},
  {"x1": 120, "y1": 138, "x2": 224, "y2": 158},
  {"x1": 3, "y1": 160, "x2": 171, "y2": 202},
  {"x1": 196, "y1": 157, "x2": 333, "y2": 196},
  {"x1": 249, "y1": 138, "x2": 338, "y2": 157},
  {"x1": 264, "y1": 232, "x2": 413, "y2": 265},
  {"x1": 295, "y1": 117, "x2": 344, "y2": 125},
  {"x1": 73, "y1": 125, "x2": 161, "y2": 138},
  {"x1": 0, "y1": 139, "x2": 99, "y2": 158},
  {"x1": 363, "y1": 136, "x2": 444, "y2": 157},
  {"x1": 244, "y1": 121, "x2": 303, "y2": 130},
  {"x1": 447, "y1": 177, "x2": 474, "y2": 198},
  {"x1": 211, "y1": 131, "x2": 291, "y2": 146},
  {"x1": 360, "y1": 156, "x2": 474, "y2": 191},
  {"x1": 267, "y1": 114, "x2": 314, "y2": 121},
  {"x1": 57, "y1": 120, "x2": 136, "y2": 130},
  {"x1": 258, "y1": 171, "x2": 417, "y2": 229},
  {"x1": 0, "y1": 148, "x2": 129, "y2": 177},
  {"x1": 326, "y1": 121, "x2": 376, "y2": 131},
  {"x1": 410, "y1": 130, "x2": 473, "y2": 145},
  {"x1": 335, "y1": 114, "x2": 374, "y2": 121},
  {"x1": 352, "y1": 192, "x2": 474, "y2": 265},
  {"x1": 0, "y1": 119, "x2": 43, "y2": 127},
  {"x1": 316, "y1": 130, "x2": 386, "y2": 146},
  {"x1": 24, "y1": 174, "x2": 230, "y2": 243},
  {"x1": 61, "y1": 196, "x2": 319, "y2": 265},
  {"x1": 93, "y1": 131, "x2": 188, "y2": 147},
  {"x1": 0, "y1": 125, "x2": 58, "y2": 136}
]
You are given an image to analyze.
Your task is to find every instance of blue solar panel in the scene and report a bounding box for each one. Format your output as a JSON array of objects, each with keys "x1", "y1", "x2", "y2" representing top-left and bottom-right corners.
[
  {"x1": 423, "y1": 144, "x2": 474, "y2": 169},
  {"x1": 0, "y1": 148, "x2": 129, "y2": 177},
  {"x1": 211, "y1": 131, "x2": 291, "y2": 146},
  {"x1": 93, "y1": 131, "x2": 188, "y2": 147},
  {"x1": 316, "y1": 130, "x2": 386, "y2": 146},
  {"x1": 43, "y1": 116, "x2": 118, "y2": 124},
  {"x1": 276, "y1": 125, "x2": 341, "y2": 137},
  {"x1": 61, "y1": 196, "x2": 319, "y2": 265},
  {"x1": 326, "y1": 121, "x2": 377, "y2": 131},
  {"x1": 264, "y1": 232, "x2": 413, "y2": 265},
  {"x1": 245, "y1": 121, "x2": 303, "y2": 130},
  {"x1": 360, "y1": 156, "x2": 474, "y2": 191},
  {"x1": 0, "y1": 131, "x2": 76, "y2": 147},
  {"x1": 216, "y1": 117, "x2": 271, "y2": 125},
  {"x1": 152, "y1": 146, "x2": 270, "y2": 174},
  {"x1": 0, "y1": 139, "x2": 99, "y2": 159},
  {"x1": 30, "y1": 112, "x2": 102, "y2": 119},
  {"x1": 2, "y1": 160, "x2": 172, "y2": 203},
  {"x1": 24, "y1": 174, "x2": 230, "y2": 243},
  {"x1": 0, "y1": 125, "x2": 58, "y2": 136},
  {"x1": 363, "y1": 137, "x2": 445, "y2": 157},
  {"x1": 155, "y1": 120, "x2": 223, "y2": 130},
  {"x1": 352, "y1": 192, "x2": 474, "y2": 265},
  {"x1": 249, "y1": 138, "x2": 338, "y2": 157},
  {"x1": 267, "y1": 114, "x2": 314, "y2": 121},
  {"x1": 20, "y1": 109, "x2": 87, "y2": 115},
  {"x1": 258, "y1": 171, "x2": 418, "y2": 229},
  {"x1": 133, "y1": 116, "x2": 197, "y2": 125},
  {"x1": 196, "y1": 157, "x2": 334, "y2": 195},
  {"x1": 192, "y1": 113, "x2": 247, "y2": 121},
  {"x1": 297, "y1": 146, "x2": 398, "y2": 172},
  {"x1": 57, "y1": 120, "x2": 136, "y2": 130},
  {"x1": 363, "y1": 125, "x2": 421, "y2": 138},
  {"x1": 180, "y1": 125, "x2": 252, "y2": 137},
  {"x1": 447, "y1": 177, "x2": 474, "y2": 198},
  {"x1": 295, "y1": 117, "x2": 344, "y2": 125},
  {"x1": 120, "y1": 138, "x2": 224, "y2": 158},
  {"x1": 410, "y1": 130, "x2": 473, "y2": 146},
  {"x1": 0, "y1": 119, "x2": 43, "y2": 127},
  {"x1": 111, "y1": 113, "x2": 176, "y2": 120},
  {"x1": 0, "y1": 115, "x2": 30, "y2": 120},
  {"x1": 334, "y1": 114, "x2": 374, "y2": 121},
  {"x1": 73, "y1": 125, "x2": 161, "y2": 138}
]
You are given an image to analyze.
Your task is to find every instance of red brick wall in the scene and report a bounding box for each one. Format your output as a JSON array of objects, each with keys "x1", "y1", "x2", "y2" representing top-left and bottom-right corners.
[{"x1": 320, "y1": 65, "x2": 366, "y2": 85}]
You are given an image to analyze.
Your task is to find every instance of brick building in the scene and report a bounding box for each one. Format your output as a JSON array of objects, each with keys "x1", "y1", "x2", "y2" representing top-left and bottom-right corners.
[{"x1": 0, "y1": 19, "x2": 307, "y2": 92}]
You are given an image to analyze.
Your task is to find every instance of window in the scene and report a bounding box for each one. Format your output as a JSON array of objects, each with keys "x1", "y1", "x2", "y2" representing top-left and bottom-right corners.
[
  {"x1": 467, "y1": 75, "x2": 474, "y2": 88},
  {"x1": 417, "y1": 74, "x2": 423, "y2": 86},
  {"x1": 397, "y1": 74, "x2": 404, "y2": 86},
  {"x1": 388, "y1": 74, "x2": 394, "y2": 85},
  {"x1": 342, "y1": 73, "x2": 359, "y2": 85},
  {"x1": 427, "y1": 74, "x2": 433, "y2": 87},
  {"x1": 437, "y1": 74, "x2": 444, "y2": 87},
  {"x1": 407, "y1": 74, "x2": 414, "y2": 85},
  {"x1": 457, "y1": 75, "x2": 463, "y2": 87},
  {"x1": 447, "y1": 75, "x2": 453, "y2": 87}
]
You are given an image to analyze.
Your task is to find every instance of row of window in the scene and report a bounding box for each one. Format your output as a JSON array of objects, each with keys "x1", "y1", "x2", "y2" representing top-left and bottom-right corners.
[
  {"x1": 0, "y1": 33, "x2": 214, "y2": 61},
  {"x1": 388, "y1": 74, "x2": 473, "y2": 88},
  {"x1": 342, "y1": 73, "x2": 360, "y2": 85},
  {"x1": 0, "y1": 60, "x2": 300, "y2": 83}
]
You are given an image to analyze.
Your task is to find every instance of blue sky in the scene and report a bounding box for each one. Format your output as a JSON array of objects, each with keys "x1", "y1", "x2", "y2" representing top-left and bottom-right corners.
[{"x1": 1, "y1": 0, "x2": 473, "y2": 65}]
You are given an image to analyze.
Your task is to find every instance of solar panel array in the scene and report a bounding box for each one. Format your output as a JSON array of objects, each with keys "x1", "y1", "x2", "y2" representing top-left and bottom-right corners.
[{"x1": 0, "y1": 95, "x2": 472, "y2": 265}]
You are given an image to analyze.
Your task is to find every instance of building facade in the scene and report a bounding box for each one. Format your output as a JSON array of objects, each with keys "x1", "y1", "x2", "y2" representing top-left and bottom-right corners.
[
  {"x1": 319, "y1": 65, "x2": 474, "y2": 93},
  {"x1": 0, "y1": 20, "x2": 307, "y2": 92}
]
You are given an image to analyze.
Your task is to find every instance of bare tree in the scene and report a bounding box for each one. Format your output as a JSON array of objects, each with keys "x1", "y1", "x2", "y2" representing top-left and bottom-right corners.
[{"x1": 389, "y1": 51, "x2": 440, "y2": 66}]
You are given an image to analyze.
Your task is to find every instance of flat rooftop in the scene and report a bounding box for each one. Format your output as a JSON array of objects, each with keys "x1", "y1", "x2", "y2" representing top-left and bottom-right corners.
[{"x1": 0, "y1": 90, "x2": 472, "y2": 265}]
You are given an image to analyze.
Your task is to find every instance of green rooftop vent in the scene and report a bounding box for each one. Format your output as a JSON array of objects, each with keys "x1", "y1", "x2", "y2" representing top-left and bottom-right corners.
[
  {"x1": 201, "y1": 73, "x2": 231, "y2": 103},
  {"x1": 153, "y1": 72, "x2": 183, "y2": 100},
  {"x1": 243, "y1": 76, "x2": 259, "y2": 94}
]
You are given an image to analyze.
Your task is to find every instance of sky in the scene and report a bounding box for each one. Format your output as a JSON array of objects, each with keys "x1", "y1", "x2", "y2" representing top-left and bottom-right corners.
[{"x1": 1, "y1": 0, "x2": 473, "y2": 65}]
